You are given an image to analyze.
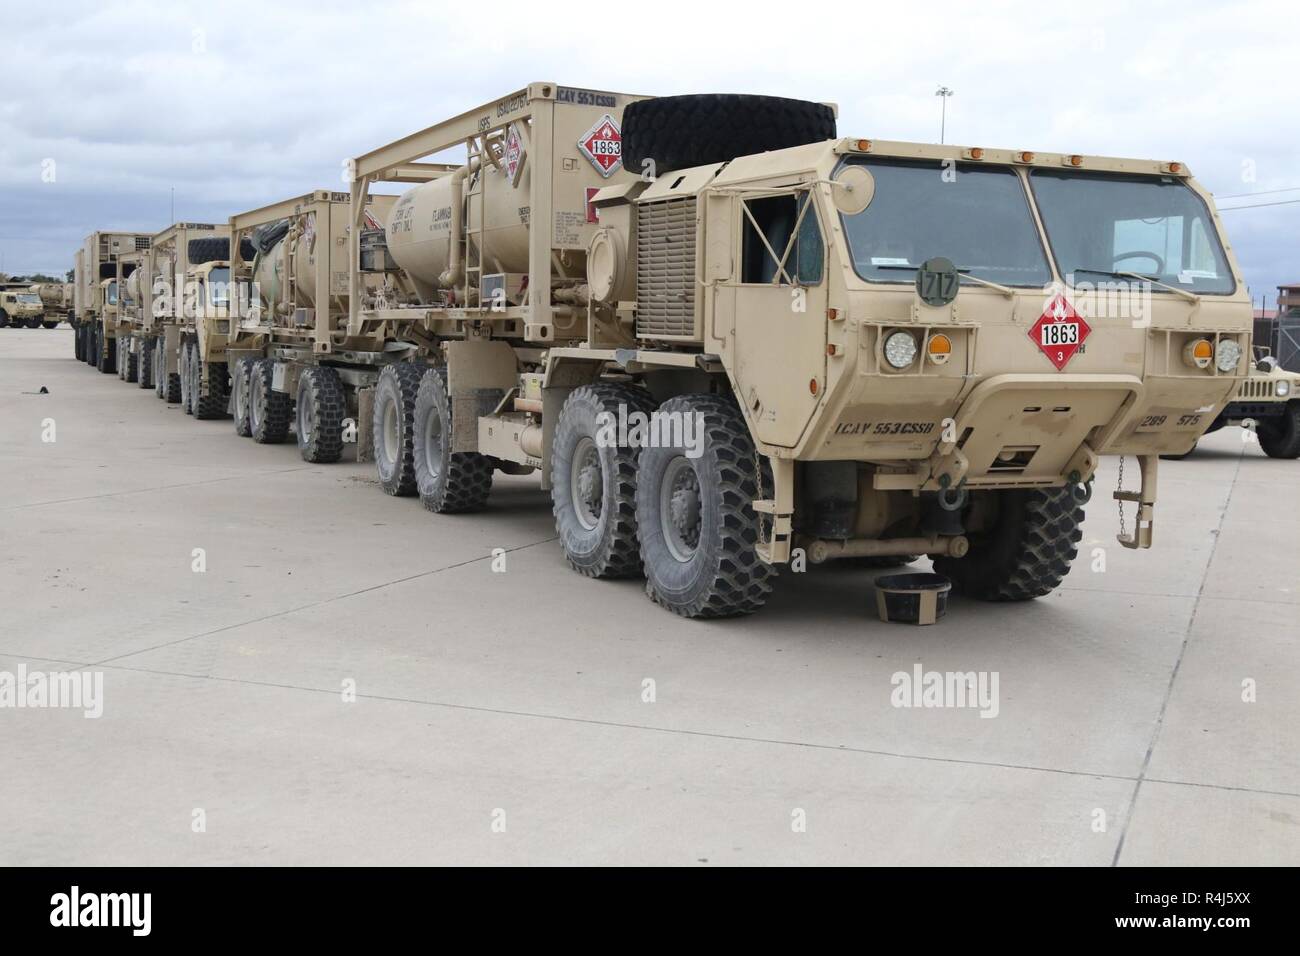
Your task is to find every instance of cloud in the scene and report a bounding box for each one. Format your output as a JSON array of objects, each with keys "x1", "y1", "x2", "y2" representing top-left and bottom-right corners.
[{"x1": 0, "y1": 0, "x2": 1295, "y2": 299}]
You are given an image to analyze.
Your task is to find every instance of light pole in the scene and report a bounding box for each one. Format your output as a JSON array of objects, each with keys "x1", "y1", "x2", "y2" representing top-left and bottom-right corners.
[{"x1": 935, "y1": 86, "x2": 953, "y2": 144}]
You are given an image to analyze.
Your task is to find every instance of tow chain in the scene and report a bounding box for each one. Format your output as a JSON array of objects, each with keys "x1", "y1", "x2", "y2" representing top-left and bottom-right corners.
[
  {"x1": 752, "y1": 443, "x2": 771, "y2": 545},
  {"x1": 1116, "y1": 455, "x2": 1127, "y2": 540}
]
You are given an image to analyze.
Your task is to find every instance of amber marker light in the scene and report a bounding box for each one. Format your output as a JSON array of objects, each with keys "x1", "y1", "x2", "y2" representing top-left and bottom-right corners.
[
  {"x1": 927, "y1": 333, "x2": 953, "y2": 365},
  {"x1": 1184, "y1": 338, "x2": 1213, "y2": 370}
]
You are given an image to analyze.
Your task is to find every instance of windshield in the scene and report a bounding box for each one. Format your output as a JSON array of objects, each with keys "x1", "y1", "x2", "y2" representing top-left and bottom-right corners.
[
  {"x1": 207, "y1": 267, "x2": 230, "y2": 307},
  {"x1": 106, "y1": 282, "x2": 117, "y2": 305},
  {"x1": 1029, "y1": 170, "x2": 1234, "y2": 294},
  {"x1": 17, "y1": 293, "x2": 40, "y2": 304},
  {"x1": 839, "y1": 157, "x2": 1052, "y2": 287}
]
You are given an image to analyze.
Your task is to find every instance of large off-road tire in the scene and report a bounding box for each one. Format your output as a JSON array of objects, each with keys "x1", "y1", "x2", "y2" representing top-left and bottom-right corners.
[
  {"x1": 622, "y1": 94, "x2": 837, "y2": 174},
  {"x1": 249, "y1": 358, "x2": 291, "y2": 443},
  {"x1": 97, "y1": 331, "x2": 116, "y2": 374},
  {"x1": 933, "y1": 488, "x2": 1084, "y2": 601},
  {"x1": 42, "y1": 321, "x2": 59, "y2": 330},
  {"x1": 187, "y1": 236, "x2": 255, "y2": 265},
  {"x1": 123, "y1": 341, "x2": 139, "y2": 383},
  {"x1": 232, "y1": 357, "x2": 256, "y2": 437},
  {"x1": 137, "y1": 337, "x2": 153, "y2": 389},
  {"x1": 372, "y1": 362, "x2": 423, "y2": 496},
  {"x1": 194, "y1": 360, "x2": 229, "y2": 420},
  {"x1": 295, "y1": 366, "x2": 346, "y2": 463},
  {"x1": 179, "y1": 340, "x2": 194, "y2": 413},
  {"x1": 74, "y1": 323, "x2": 84, "y2": 360},
  {"x1": 1257, "y1": 403, "x2": 1300, "y2": 459},
  {"x1": 0, "y1": 310, "x2": 10, "y2": 328},
  {"x1": 116, "y1": 339, "x2": 127, "y2": 380},
  {"x1": 25, "y1": 318, "x2": 41, "y2": 329},
  {"x1": 550, "y1": 383, "x2": 657, "y2": 577},
  {"x1": 412, "y1": 365, "x2": 493, "y2": 513},
  {"x1": 87, "y1": 324, "x2": 99, "y2": 367},
  {"x1": 636, "y1": 395, "x2": 777, "y2": 618}
]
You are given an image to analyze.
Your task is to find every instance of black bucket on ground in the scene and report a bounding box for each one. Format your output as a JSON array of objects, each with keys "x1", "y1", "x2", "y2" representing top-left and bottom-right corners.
[{"x1": 874, "y1": 573, "x2": 952, "y2": 625}]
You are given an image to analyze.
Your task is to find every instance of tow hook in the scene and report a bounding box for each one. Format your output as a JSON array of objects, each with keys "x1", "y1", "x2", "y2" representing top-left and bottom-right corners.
[
  {"x1": 1114, "y1": 454, "x2": 1158, "y2": 549},
  {"x1": 1067, "y1": 470, "x2": 1093, "y2": 504},
  {"x1": 937, "y1": 482, "x2": 968, "y2": 512}
]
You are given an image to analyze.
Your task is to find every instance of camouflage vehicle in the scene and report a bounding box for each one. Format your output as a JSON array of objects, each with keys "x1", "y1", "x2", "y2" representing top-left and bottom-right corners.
[
  {"x1": 1165, "y1": 354, "x2": 1300, "y2": 459},
  {"x1": 0, "y1": 284, "x2": 45, "y2": 328},
  {"x1": 230, "y1": 85, "x2": 1252, "y2": 618}
]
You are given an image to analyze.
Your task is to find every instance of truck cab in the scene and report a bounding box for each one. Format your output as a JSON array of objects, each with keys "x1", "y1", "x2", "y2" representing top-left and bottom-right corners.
[{"x1": 0, "y1": 288, "x2": 46, "y2": 328}]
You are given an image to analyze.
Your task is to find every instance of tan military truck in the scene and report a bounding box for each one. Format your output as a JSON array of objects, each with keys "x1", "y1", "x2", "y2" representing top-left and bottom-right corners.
[
  {"x1": 1164, "y1": 354, "x2": 1300, "y2": 458},
  {"x1": 0, "y1": 283, "x2": 46, "y2": 328},
  {"x1": 223, "y1": 190, "x2": 396, "y2": 446},
  {"x1": 136, "y1": 223, "x2": 236, "y2": 405},
  {"x1": 223, "y1": 86, "x2": 1250, "y2": 618},
  {"x1": 30, "y1": 282, "x2": 71, "y2": 328},
  {"x1": 72, "y1": 231, "x2": 152, "y2": 369}
]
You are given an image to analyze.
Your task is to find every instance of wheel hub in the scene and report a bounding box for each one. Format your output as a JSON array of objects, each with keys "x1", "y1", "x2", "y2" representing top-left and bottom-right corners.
[
  {"x1": 661, "y1": 457, "x2": 701, "y2": 561},
  {"x1": 570, "y1": 438, "x2": 603, "y2": 531}
]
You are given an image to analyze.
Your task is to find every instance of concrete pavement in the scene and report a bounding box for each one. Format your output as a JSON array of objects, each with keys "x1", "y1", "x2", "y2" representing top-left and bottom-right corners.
[{"x1": 2, "y1": 328, "x2": 1297, "y2": 865}]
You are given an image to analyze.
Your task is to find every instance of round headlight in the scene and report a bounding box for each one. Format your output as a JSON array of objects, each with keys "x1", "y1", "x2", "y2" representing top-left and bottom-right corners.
[
  {"x1": 1277, "y1": 380, "x2": 1291, "y2": 398},
  {"x1": 884, "y1": 331, "x2": 918, "y2": 369},
  {"x1": 1215, "y1": 339, "x2": 1242, "y2": 373}
]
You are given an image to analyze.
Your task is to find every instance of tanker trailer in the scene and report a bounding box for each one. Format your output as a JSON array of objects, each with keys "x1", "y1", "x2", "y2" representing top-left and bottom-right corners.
[
  {"x1": 224, "y1": 190, "x2": 396, "y2": 456},
  {"x1": 31, "y1": 282, "x2": 71, "y2": 328},
  {"x1": 339, "y1": 83, "x2": 1253, "y2": 619}
]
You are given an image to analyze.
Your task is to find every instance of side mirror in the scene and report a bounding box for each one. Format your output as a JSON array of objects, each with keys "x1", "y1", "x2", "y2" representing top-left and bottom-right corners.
[{"x1": 831, "y1": 166, "x2": 874, "y2": 215}]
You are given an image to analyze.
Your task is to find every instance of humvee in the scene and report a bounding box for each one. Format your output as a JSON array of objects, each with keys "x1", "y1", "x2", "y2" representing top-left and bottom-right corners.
[{"x1": 1164, "y1": 354, "x2": 1300, "y2": 459}]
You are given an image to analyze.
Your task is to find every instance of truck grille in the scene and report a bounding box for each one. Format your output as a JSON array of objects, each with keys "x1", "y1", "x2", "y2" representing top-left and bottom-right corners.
[
  {"x1": 1237, "y1": 378, "x2": 1274, "y2": 400},
  {"x1": 636, "y1": 197, "x2": 697, "y2": 339}
]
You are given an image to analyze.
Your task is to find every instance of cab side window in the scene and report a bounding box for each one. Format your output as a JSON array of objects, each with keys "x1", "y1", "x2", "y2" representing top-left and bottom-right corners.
[{"x1": 740, "y1": 192, "x2": 823, "y2": 285}]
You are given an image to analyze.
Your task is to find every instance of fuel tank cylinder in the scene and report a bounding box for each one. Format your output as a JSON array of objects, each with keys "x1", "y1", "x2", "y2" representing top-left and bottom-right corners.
[
  {"x1": 385, "y1": 161, "x2": 532, "y2": 287},
  {"x1": 252, "y1": 230, "x2": 317, "y2": 309}
]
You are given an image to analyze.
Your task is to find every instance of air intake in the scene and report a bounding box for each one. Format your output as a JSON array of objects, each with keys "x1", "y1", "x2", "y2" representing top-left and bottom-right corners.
[{"x1": 636, "y1": 197, "x2": 697, "y2": 340}]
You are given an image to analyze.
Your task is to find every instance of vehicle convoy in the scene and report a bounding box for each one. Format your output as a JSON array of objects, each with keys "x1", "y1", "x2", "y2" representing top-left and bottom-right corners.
[
  {"x1": 0, "y1": 284, "x2": 46, "y2": 328},
  {"x1": 71, "y1": 231, "x2": 152, "y2": 368},
  {"x1": 76, "y1": 84, "x2": 1257, "y2": 619},
  {"x1": 1164, "y1": 353, "x2": 1300, "y2": 459}
]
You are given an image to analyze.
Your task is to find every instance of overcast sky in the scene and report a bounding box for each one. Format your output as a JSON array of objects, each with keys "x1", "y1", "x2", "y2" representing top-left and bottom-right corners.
[{"x1": 0, "y1": 0, "x2": 1294, "y2": 305}]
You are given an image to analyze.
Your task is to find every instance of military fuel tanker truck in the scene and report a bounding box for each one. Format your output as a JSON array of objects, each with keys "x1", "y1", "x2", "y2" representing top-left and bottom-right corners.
[
  {"x1": 133, "y1": 222, "x2": 237, "y2": 406},
  {"x1": 224, "y1": 189, "x2": 397, "y2": 447},
  {"x1": 72, "y1": 231, "x2": 152, "y2": 369},
  {"x1": 30, "y1": 282, "x2": 71, "y2": 328},
  {"x1": 233, "y1": 84, "x2": 1252, "y2": 618}
]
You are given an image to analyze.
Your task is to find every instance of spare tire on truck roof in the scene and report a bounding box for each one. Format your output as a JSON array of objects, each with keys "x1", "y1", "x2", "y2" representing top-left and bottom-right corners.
[
  {"x1": 188, "y1": 236, "x2": 256, "y2": 265},
  {"x1": 621, "y1": 93, "x2": 837, "y2": 175}
]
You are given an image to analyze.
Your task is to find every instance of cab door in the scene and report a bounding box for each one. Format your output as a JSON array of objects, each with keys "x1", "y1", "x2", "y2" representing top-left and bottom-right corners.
[{"x1": 730, "y1": 187, "x2": 828, "y2": 448}]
